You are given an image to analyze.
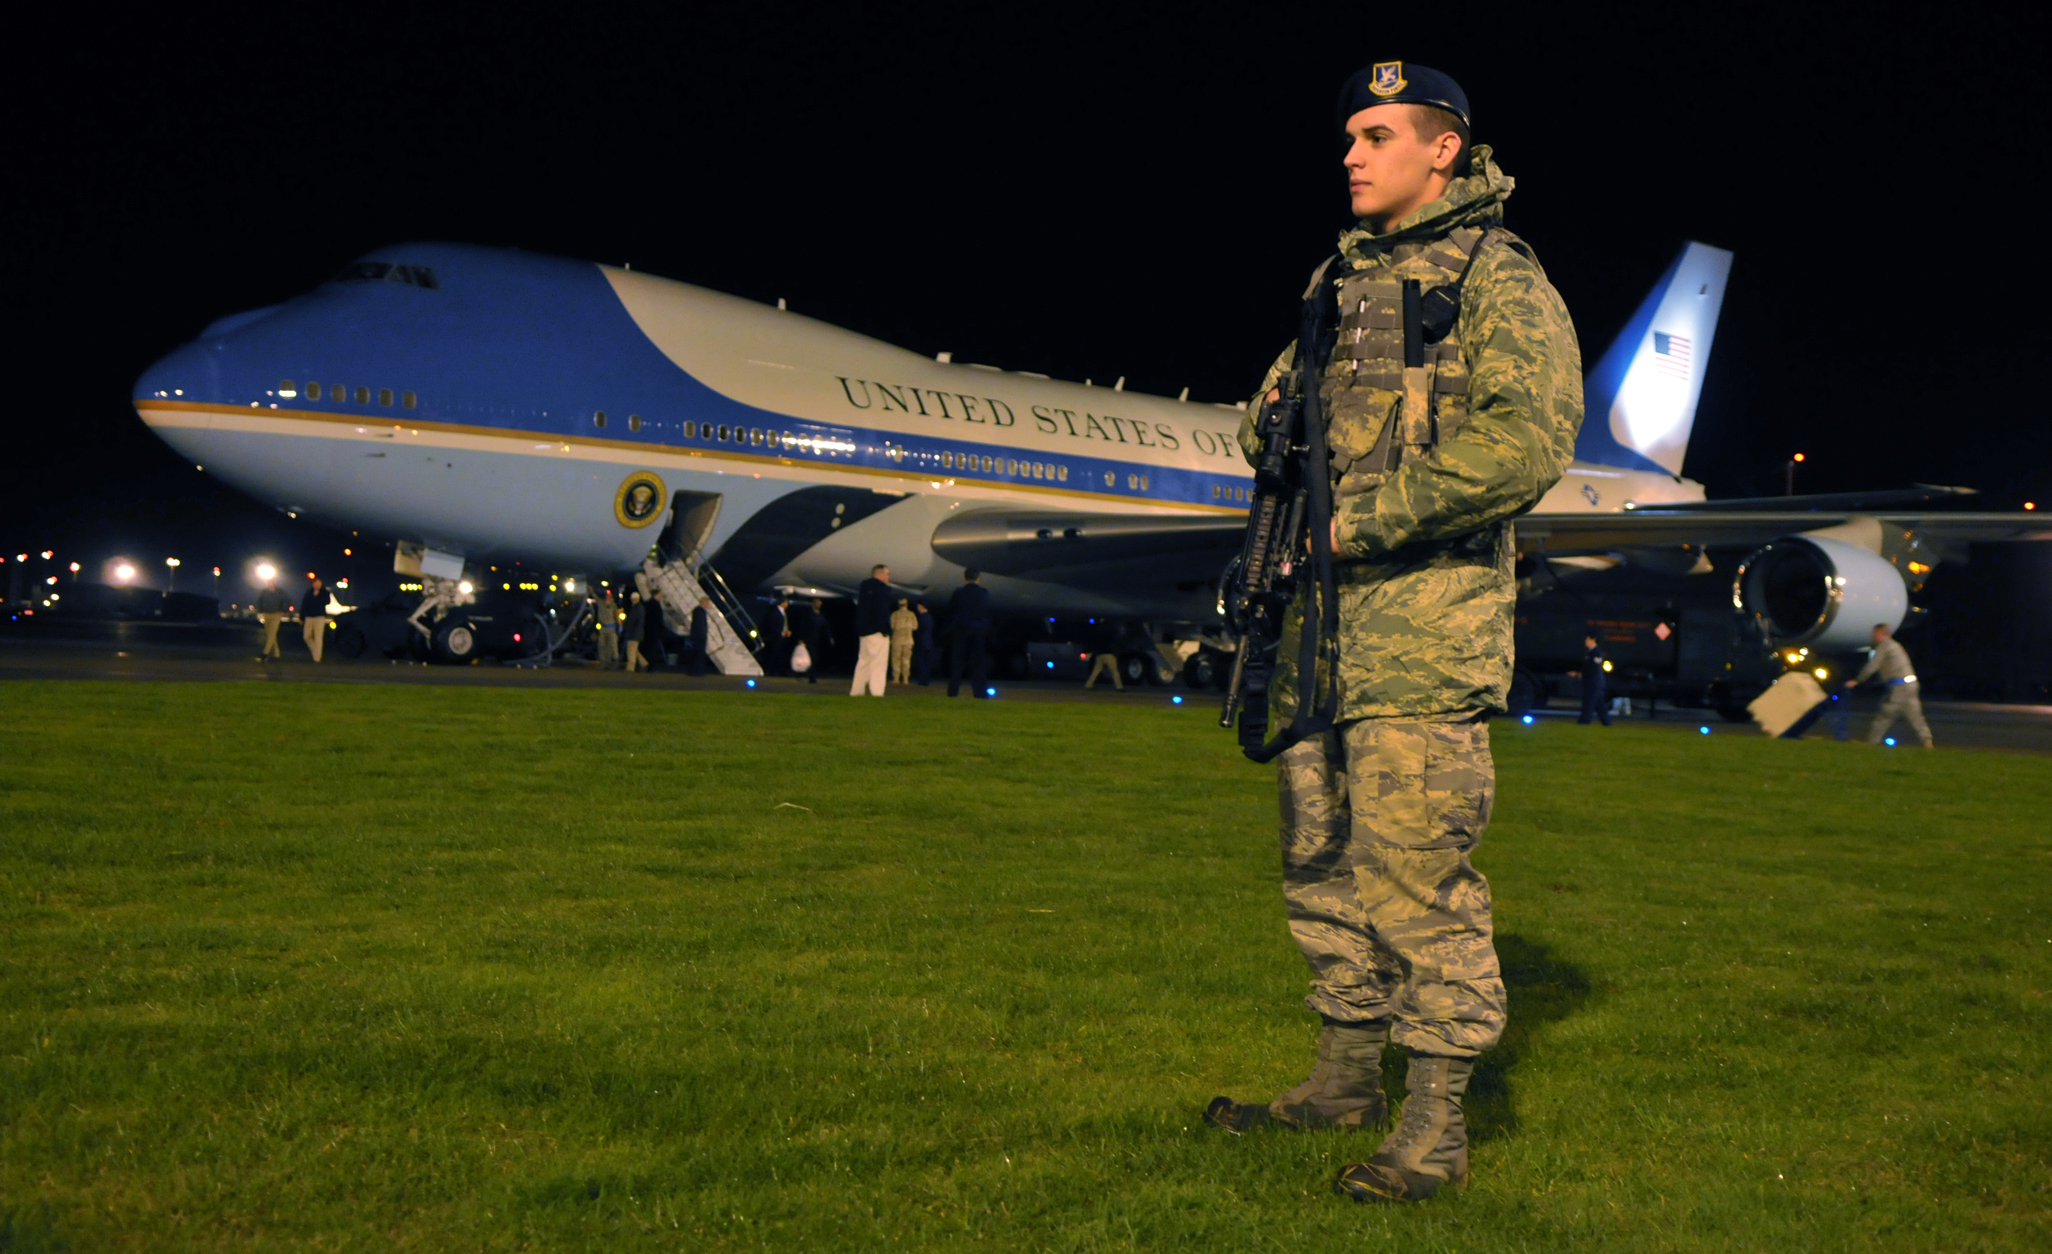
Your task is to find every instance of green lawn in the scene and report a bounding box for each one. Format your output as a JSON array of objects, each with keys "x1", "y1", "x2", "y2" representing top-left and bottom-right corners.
[{"x1": 2, "y1": 681, "x2": 2048, "y2": 1251}]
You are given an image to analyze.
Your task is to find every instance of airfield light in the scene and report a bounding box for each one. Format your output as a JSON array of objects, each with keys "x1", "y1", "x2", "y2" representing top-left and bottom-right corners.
[
  {"x1": 1521, "y1": 714, "x2": 1535, "y2": 725},
  {"x1": 45, "y1": 576, "x2": 57, "y2": 585},
  {"x1": 113, "y1": 563, "x2": 136, "y2": 583},
  {"x1": 1046, "y1": 661, "x2": 1054, "y2": 669},
  {"x1": 40, "y1": 551, "x2": 52, "y2": 560},
  {"x1": 563, "y1": 579, "x2": 575, "y2": 593},
  {"x1": 343, "y1": 548, "x2": 352, "y2": 556},
  {"x1": 13, "y1": 554, "x2": 23, "y2": 562},
  {"x1": 1885, "y1": 737, "x2": 1897, "y2": 747},
  {"x1": 1793, "y1": 453, "x2": 1805, "y2": 463},
  {"x1": 69, "y1": 562, "x2": 80, "y2": 574},
  {"x1": 1601, "y1": 659, "x2": 1613, "y2": 673},
  {"x1": 512, "y1": 633, "x2": 521, "y2": 643},
  {"x1": 2028, "y1": 502, "x2": 2038, "y2": 511},
  {"x1": 255, "y1": 562, "x2": 277, "y2": 581},
  {"x1": 985, "y1": 687, "x2": 997, "y2": 697},
  {"x1": 1814, "y1": 667, "x2": 1829, "y2": 681},
  {"x1": 458, "y1": 581, "x2": 474, "y2": 595},
  {"x1": 1172, "y1": 695, "x2": 1184, "y2": 705},
  {"x1": 746, "y1": 678, "x2": 758, "y2": 689},
  {"x1": 166, "y1": 557, "x2": 180, "y2": 567},
  {"x1": 1699, "y1": 726, "x2": 1711, "y2": 735}
]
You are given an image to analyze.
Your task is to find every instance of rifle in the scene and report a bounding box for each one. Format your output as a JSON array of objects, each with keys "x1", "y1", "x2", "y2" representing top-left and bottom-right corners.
[{"x1": 1219, "y1": 266, "x2": 1342, "y2": 761}]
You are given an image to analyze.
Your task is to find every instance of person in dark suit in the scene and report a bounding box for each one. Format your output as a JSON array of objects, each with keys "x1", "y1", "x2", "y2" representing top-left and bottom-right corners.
[
  {"x1": 686, "y1": 598, "x2": 712, "y2": 676},
  {"x1": 794, "y1": 597, "x2": 830, "y2": 684},
  {"x1": 623, "y1": 591, "x2": 650, "y2": 672},
  {"x1": 1576, "y1": 634, "x2": 1611, "y2": 726},
  {"x1": 946, "y1": 568, "x2": 992, "y2": 698},
  {"x1": 763, "y1": 594, "x2": 791, "y2": 674}
]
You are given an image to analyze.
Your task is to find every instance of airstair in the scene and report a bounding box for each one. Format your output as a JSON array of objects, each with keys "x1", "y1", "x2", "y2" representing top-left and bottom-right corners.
[{"x1": 641, "y1": 555, "x2": 764, "y2": 676}]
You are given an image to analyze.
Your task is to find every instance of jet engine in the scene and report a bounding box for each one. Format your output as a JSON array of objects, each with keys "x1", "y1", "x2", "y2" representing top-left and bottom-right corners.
[{"x1": 1733, "y1": 535, "x2": 1908, "y2": 648}]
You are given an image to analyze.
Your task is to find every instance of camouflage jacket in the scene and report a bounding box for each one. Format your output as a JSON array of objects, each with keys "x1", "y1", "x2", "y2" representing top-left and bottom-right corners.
[{"x1": 1240, "y1": 147, "x2": 1583, "y2": 722}]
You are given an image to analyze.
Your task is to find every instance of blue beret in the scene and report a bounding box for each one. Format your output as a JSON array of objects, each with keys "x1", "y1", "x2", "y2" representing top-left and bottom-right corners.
[{"x1": 1337, "y1": 62, "x2": 1470, "y2": 129}]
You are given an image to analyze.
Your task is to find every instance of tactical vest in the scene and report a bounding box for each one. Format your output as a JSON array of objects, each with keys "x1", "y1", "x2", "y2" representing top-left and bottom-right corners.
[{"x1": 1319, "y1": 225, "x2": 1514, "y2": 506}]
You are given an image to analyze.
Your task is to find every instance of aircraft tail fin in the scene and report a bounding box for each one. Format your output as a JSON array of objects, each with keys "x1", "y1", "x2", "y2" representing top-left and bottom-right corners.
[{"x1": 1574, "y1": 241, "x2": 1733, "y2": 477}]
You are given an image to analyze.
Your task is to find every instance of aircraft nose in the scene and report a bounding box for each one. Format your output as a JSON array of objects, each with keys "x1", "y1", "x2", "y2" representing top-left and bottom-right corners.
[{"x1": 133, "y1": 337, "x2": 223, "y2": 406}]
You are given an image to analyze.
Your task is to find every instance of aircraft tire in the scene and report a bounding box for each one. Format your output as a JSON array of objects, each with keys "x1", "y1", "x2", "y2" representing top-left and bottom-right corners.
[
  {"x1": 432, "y1": 617, "x2": 479, "y2": 664},
  {"x1": 1182, "y1": 652, "x2": 1217, "y2": 691}
]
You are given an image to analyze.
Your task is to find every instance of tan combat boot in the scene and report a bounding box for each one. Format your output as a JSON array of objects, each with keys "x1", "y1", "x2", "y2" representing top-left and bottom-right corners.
[
  {"x1": 1204, "y1": 1020, "x2": 1389, "y2": 1133},
  {"x1": 1333, "y1": 1054, "x2": 1472, "y2": 1201}
]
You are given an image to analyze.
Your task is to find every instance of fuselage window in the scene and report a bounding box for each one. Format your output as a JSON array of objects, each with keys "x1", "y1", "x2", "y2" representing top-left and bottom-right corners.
[
  {"x1": 594, "y1": 411, "x2": 607, "y2": 429},
  {"x1": 628, "y1": 414, "x2": 643, "y2": 433},
  {"x1": 1142, "y1": 475, "x2": 1151, "y2": 490},
  {"x1": 717, "y1": 423, "x2": 731, "y2": 441},
  {"x1": 307, "y1": 382, "x2": 322, "y2": 400},
  {"x1": 1057, "y1": 465, "x2": 1068, "y2": 482},
  {"x1": 355, "y1": 386, "x2": 370, "y2": 404},
  {"x1": 402, "y1": 390, "x2": 416, "y2": 409},
  {"x1": 750, "y1": 428, "x2": 764, "y2": 446},
  {"x1": 279, "y1": 379, "x2": 297, "y2": 398},
  {"x1": 1103, "y1": 471, "x2": 1114, "y2": 487},
  {"x1": 379, "y1": 388, "x2": 393, "y2": 406},
  {"x1": 683, "y1": 420, "x2": 695, "y2": 437}
]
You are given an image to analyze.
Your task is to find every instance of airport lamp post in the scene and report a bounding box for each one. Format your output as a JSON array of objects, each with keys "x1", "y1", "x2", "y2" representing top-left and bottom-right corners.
[
  {"x1": 166, "y1": 557, "x2": 181, "y2": 593},
  {"x1": 1785, "y1": 452, "x2": 1805, "y2": 496}
]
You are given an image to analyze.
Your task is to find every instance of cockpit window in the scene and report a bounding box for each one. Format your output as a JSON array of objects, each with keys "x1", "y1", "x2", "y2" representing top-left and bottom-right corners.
[{"x1": 331, "y1": 262, "x2": 439, "y2": 289}]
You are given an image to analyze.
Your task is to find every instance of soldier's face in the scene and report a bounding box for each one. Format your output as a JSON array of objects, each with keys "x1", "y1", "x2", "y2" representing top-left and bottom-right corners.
[{"x1": 1342, "y1": 104, "x2": 1461, "y2": 226}]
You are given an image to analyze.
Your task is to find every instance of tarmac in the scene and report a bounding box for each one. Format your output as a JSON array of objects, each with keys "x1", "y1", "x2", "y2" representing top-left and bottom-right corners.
[{"x1": 6, "y1": 616, "x2": 2052, "y2": 753}]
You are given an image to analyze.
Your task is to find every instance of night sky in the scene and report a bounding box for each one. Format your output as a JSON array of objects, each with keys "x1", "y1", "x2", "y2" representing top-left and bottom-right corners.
[{"x1": 4, "y1": 4, "x2": 2047, "y2": 624}]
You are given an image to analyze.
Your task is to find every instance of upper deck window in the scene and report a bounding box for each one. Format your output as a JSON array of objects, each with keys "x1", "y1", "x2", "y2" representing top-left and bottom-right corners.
[{"x1": 331, "y1": 262, "x2": 440, "y2": 289}]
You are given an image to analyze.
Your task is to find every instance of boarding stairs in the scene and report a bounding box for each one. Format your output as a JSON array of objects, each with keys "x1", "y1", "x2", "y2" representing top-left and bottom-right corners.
[{"x1": 642, "y1": 555, "x2": 764, "y2": 676}]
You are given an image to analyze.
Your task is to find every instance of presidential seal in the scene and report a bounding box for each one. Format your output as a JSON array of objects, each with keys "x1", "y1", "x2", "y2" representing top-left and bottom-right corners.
[
  {"x1": 1369, "y1": 61, "x2": 1407, "y2": 97},
  {"x1": 613, "y1": 470, "x2": 667, "y2": 528}
]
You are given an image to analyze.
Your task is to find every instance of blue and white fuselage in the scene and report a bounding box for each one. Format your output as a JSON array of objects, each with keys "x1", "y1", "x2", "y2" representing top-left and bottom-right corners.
[
  {"x1": 136, "y1": 243, "x2": 1261, "y2": 615},
  {"x1": 135, "y1": 240, "x2": 1742, "y2": 620}
]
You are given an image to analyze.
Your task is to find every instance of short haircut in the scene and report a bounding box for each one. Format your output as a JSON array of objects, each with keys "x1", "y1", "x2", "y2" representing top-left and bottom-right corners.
[
  {"x1": 871, "y1": 564, "x2": 889, "y2": 575},
  {"x1": 1874, "y1": 623, "x2": 1892, "y2": 633},
  {"x1": 963, "y1": 568, "x2": 981, "y2": 581},
  {"x1": 1409, "y1": 104, "x2": 1471, "y2": 178}
]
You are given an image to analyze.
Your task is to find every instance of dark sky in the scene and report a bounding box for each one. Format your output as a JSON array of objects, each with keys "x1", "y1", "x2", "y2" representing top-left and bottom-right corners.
[{"x1": 4, "y1": 1, "x2": 2046, "y2": 589}]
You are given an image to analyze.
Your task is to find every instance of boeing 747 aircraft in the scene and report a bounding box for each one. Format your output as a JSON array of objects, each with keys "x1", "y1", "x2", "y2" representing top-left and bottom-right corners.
[{"x1": 133, "y1": 240, "x2": 2046, "y2": 687}]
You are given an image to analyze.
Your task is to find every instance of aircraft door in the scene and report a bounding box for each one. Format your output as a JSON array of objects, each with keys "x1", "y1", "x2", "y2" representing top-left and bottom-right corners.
[{"x1": 659, "y1": 491, "x2": 724, "y2": 564}]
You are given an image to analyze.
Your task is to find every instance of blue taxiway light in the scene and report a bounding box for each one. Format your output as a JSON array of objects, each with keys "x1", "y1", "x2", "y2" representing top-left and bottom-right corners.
[
  {"x1": 1699, "y1": 726, "x2": 1711, "y2": 735},
  {"x1": 985, "y1": 687, "x2": 997, "y2": 697},
  {"x1": 1520, "y1": 715, "x2": 1534, "y2": 725},
  {"x1": 1045, "y1": 661, "x2": 1053, "y2": 669},
  {"x1": 1885, "y1": 737, "x2": 1897, "y2": 746},
  {"x1": 745, "y1": 679, "x2": 757, "y2": 688},
  {"x1": 1171, "y1": 695, "x2": 1183, "y2": 705}
]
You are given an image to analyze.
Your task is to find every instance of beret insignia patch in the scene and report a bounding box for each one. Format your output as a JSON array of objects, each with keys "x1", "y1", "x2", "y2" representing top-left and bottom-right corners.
[{"x1": 1370, "y1": 61, "x2": 1407, "y2": 97}]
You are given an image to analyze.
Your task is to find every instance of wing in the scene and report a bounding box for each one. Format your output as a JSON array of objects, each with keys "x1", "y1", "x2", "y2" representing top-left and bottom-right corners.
[
  {"x1": 929, "y1": 510, "x2": 1245, "y2": 594},
  {"x1": 1517, "y1": 510, "x2": 2052, "y2": 555}
]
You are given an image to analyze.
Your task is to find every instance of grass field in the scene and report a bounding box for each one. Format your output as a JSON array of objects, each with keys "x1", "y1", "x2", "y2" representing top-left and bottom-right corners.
[{"x1": 2, "y1": 681, "x2": 2049, "y2": 1251}]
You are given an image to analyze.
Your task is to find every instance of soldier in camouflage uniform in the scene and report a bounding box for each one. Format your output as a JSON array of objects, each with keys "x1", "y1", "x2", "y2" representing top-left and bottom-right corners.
[{"x1": 1203, "y1": 62, "x2": 1582, "y2": 1204}]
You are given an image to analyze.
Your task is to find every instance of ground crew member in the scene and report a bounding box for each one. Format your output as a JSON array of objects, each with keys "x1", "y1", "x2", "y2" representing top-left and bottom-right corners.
[
  {"x1": 1846, "y1": 623, "x2": 1933, "y2": 747},
  {"x1": 912, "y1": 603, "x2": 936, "y2": 686},
  {"x1": 1203, "y1": 62, "x2": 1582, "y2": 1205},
  {"x1": 851, "y1": 564, "x2": 893, "y2": 696},
  {"x1": 889, "y1": 597, "x2": 918, "y2": 684},
  {"x1": 254, "y1": 576, "x2": 289, "y2": 660},
  {"x1": 595, "y1": 588, "x2": 621, "y2": 669},
  {"x1": 299, "y1": 576, "x2": 333, "y2": 663},
  {"x1": 1576, "y1": 634, "x2": 1611, "y2": 726},
  {"x1": 1084, "y1": 651, "x2": 1124, "y2": 690}
]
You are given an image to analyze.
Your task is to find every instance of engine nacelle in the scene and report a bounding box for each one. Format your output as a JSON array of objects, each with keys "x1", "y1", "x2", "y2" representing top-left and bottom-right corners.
[{"x1": 1733, "y1": 535, "x2": 1908, "y2": 648}]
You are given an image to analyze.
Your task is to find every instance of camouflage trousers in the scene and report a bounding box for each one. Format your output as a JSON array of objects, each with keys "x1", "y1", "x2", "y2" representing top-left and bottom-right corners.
[
  {"x1": 1867, "y1": 682, "x2": 1933, "y2": 747},
  {"x1": 1275, "y1": 718, "x2": 1505, "y2": 1058}
]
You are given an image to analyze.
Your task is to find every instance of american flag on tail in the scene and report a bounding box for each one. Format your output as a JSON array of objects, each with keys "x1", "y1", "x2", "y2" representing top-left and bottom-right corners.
[{"x1": 1652, "y1": 330, "x2": 1691, "y2": 380}]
